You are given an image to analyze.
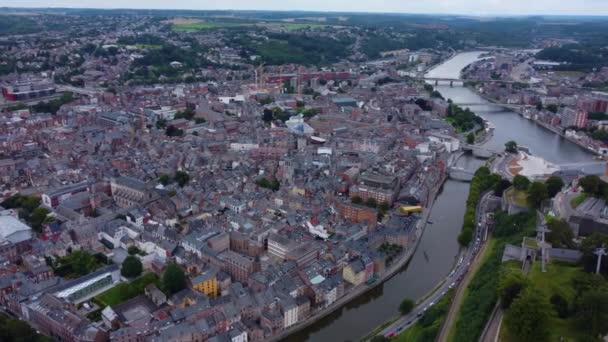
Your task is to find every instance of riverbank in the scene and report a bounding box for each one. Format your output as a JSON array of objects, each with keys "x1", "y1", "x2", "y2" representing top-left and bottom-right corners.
[
  {"x1": 273, "y1": 174, "x2": 448, "y2": 342},
  {"x1": 466, "y1": 86, "x2": 600, "y2": 156}
]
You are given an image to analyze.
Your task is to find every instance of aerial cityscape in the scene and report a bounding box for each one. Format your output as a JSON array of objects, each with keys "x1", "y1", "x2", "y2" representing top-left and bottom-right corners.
[{"x1": 2, "y1": 3, "x2": 608, "y2": 342}]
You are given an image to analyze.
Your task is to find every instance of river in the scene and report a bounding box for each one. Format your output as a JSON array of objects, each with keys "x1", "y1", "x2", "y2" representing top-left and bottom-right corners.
[{"x1": 285, "y1": 51, "x2": 594, "y2": 342}]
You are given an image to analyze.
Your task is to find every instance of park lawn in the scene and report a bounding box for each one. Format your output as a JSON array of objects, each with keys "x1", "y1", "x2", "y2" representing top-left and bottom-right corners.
[
  {"x1": 504, "y1": 187, "x2": 528, "y2": 207},
  {"x1": 528, "y1": 262, "x2": 583, "y2": 302},
  {"x1": 94, "y1": 273, "x2": 159, "y2": 307},
  {"x1": 556, "y1": 71, "x2": 586, "y2": 78},
  {"x1": 505, "y1": 188, "x2": 528, "y2": 207},
  {"x1": 570, "y1": 193, "x2": 587, "y2": 208}
]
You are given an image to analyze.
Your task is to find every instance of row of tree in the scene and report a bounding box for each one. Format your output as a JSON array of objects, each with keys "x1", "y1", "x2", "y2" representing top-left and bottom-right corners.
[
  {"x1": 458, "y1": 167, "x2": 502, "y2": 246},
  {"x1": 159, "y1": 171, "x2": 191, "y2": 187}
]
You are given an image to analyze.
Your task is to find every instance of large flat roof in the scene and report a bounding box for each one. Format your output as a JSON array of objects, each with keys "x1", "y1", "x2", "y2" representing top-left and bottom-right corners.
[{"x1": 0, "y1": 216, "x2": 32, "y2": 243}]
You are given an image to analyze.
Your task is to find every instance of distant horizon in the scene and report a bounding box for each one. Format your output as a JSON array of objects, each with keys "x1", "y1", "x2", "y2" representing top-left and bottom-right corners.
[
  {"x1": 4, "y1": 6, "x2": 608, "y2": 18},
  {"x1": 1, "y1": 0, "x2": 608, "y2": 17}
]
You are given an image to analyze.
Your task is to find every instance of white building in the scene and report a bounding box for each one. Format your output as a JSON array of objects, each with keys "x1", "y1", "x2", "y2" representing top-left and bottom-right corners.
[
  {"x1": 0, "y1": 216, "x2": 33, "y2": 244},
  {"x1": 281, "y1": 300, "x2": 299, "y2": 328},
  {"x1": 428, "y1": 133, "x2": 460, "y2": 153}
]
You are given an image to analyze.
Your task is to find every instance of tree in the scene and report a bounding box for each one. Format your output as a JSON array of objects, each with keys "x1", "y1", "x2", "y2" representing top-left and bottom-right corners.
[
  {"x1": 457, "y1": 229, "x2": 473, "y2": 247},
  {"x1": 504, "y1": 287, "x2": 552, "y2": 342},
  {"x1": 466, "y1": 132, "x2": 475, "y2": 144},
  {"x1": 162, "y1": 263, "x2": 186, "y2": 294},
  {"x1": 498, "y1": 270, "x2": 526, "y2": 309},
  {"x1": 65, "y1": 251, "x2": 101, "y2": 278},
  {"x1": 505, "y1": 140, "x2": 518, "y2": 153},
  {"x1": 494, "y1": 179, "x2": 512, "y2": 197},
  {"x1": 121, "y1": 255, "x2": 143, "y2": 278},
  {"x1": 430, "y1": 90, "x2": 444, "y2": 99},
  {"x1": 165, "y1": 125, "x2": 183, "y2": 137},
  {"x1": 159, "y1": 174, "x2": 171, "y2": 186},
  {"x1": 366, "y1": 198, "x2": 378, "y2": 208},
  {"x1": 262, "y1": 108, "x2": 274, "y2": 123},
  {"x1": 546, "y1": 104, "x2": 558, "y2": 113},
  {"x1": 378, "y1": 201, "x2": 390, "y2": 212},
  {"x1": 174, "y1": 171, "x2": 190, "y2": 187},
  {"x1": 173, "y1": 108, "x2": 195, "y2": 121},
  {"x1": 30, "y1": 207, "x2": 50, "y2": 232},
  {"x1": 513, "y1": 175, "x2": 530, "y2": 191},
  {"x1": 546, "y1": 219, "x2": 574, "y2": 248},
  {"x1": 352, "y1": 196, "x2": 363, "y2": 205},
  {"x1": 156, "y1": 118, "x2": 167, "y2": 129},
  {"x1": 527, "y1": 181, "x2": 548, "y2": 209},
  {"x1": 399, "y1": 298, "x2": 415, "y2": 315},
  {"x1": 0, "y1": 314, "x2": 51, "y2": 342},
  {"x1": 545, "y1": 176, "x2": 565, "y2": 198},
  {"x1": 576, "y1": 290, "x2": 608, "y2": 337},
  {"x1": 128, "y1": 246, "x2": 142, "y2": 255},
  {"x1": 550, "y1": 294, "x2": 569, "y2": 318},
  {"x1": 579, "y1": 175, "x2": 602, "y2": 196}
]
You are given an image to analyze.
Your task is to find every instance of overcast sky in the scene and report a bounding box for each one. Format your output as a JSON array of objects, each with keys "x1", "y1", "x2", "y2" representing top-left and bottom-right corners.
[{"x1": 2, "y1": 0, "x2": 608, "y2": 16}]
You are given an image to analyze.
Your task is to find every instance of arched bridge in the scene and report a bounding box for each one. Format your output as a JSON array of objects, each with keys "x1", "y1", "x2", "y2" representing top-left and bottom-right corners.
[
  {"x1": 448, "y1": 167, "x2": 475, "y2": 182},
  {"x1": 415, "y1": 77, "x2": 521, "y2": 86}
]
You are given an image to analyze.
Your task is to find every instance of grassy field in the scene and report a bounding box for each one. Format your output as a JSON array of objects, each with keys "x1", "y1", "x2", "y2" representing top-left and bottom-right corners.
[
  {"x1": 505, "y1": 187, "x2": 528, "y2": 207},
  {"x1": 134, "y1": 44, "x2": 162, "y2": 49},
  {"x1": 555, "y1": 71, "x2": 587, "y2": 78},
  {"x1": 570, "y1": 193, "x2": 588, "y2": 208},
  {"x1": 94, "y1": 273, "x2": 160, "y2": 307}
]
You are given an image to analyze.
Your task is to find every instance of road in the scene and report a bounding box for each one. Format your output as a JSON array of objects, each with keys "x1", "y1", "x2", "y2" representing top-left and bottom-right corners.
[
  {"x1": 380, "y1": 191, "x2": 493, "y2": 339},
  {"x1": 479, "y1": 303, "x2": 503, "y2": 342},
  {"x1": 436, "y1": 232, "x2": 491, "y2": 342},
  {"x1": 553, "y1": 187, "x2": 577, "y2": 220},
  {"x1": 435, "y1": 191, "x2": 494, "y2": 341}
]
